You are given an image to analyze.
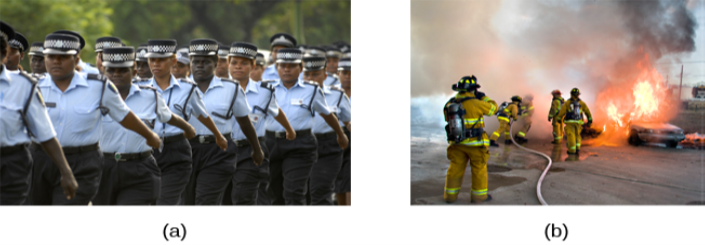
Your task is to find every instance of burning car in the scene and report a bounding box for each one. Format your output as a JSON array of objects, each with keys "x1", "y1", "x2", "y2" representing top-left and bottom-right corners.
[{"x1": 628, "y1": 122, "x2": 685, "y2": 148}]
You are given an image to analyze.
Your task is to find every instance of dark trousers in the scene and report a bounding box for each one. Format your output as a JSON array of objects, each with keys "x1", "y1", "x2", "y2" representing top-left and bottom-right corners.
[
  {"x1": 335, "y1": 129, "x2": 351, "y2": 194},
  {"x1": 183, "y1": 139, "x2": 237, "y2": 205},
  {"x1": 266, "y1": 132, "x2": 317, "y2": 205},
  {"x1": 0, "y1": 146, "x2": 32, "y2": 205},
  {"x1": 229, "y1": 139, "x2": 270, "y2": 205},
  {"x1": 30, "y1": 147, "x2": 103, "y2": 205},
  {"x1": 308, "y1": 133, "x2": 344, "y2": 205},
  {"x1": 152, "y1": 138, "x2": 192, "y2": 205},
  {"x1": 93, "y1": 155, "x2": 161, "y2": 205}
]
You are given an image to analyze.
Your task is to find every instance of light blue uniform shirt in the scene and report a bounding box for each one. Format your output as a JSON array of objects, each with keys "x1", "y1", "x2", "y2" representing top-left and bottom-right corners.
[
  {"x1": 187, "y1": 76, "x2": 250, "y2": 136},
  {"x1": 312, "y1": 86, "x2": 351, "y2": 134},
  {"x1": 38, "y1": 72, "x2": 131, "y2": 147},
  {"x1": 232, "y1": 79, "x2": 279, "y2": 140},
  {"x1": 298, "y1": 72, "x2": 340, "y2": 88},
  {"x1": 78, "y1": 59, "x2": 100, "y2": 75},
  {"x1": 100, "y1": 84, "x2": 172, "y2": 153},
  {"x1": 262, "y1": 64, "x2": 280, "y2": 81},
  {"x1": 0, "y1": 66, "x2": 56, "y2": 146},
  {"x1": 138, "y1": 75, "x2": 209, "y2": 137},
  {"x1": 266, "y1": 80, "x2": 331, "y2": 132}
]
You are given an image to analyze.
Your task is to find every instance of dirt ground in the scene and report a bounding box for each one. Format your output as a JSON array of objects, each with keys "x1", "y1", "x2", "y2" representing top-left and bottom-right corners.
[{"x1": 410, "y1": 131, "x2": 705, "y2": 205}]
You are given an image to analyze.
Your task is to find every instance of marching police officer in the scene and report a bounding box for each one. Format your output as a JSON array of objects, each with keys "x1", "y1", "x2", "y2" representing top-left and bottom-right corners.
[
  {"x1": 172, "y1": 49, "x2": 190, "y2": 79},
  {"x1": 135, "y1": 44, "x2": 152, "y2": 81},
  {"x1": 28, "y1": 42, "x2": 47, "y2": 76},
  {"x1": 335, "y1": 57, "x2": 351, "y2": 205},
  {"x1": 304, "y1": 56, "x2": 351, "y2": 205},
  {"x1": 265, "y1": 48, "x2": 348, "y2": 205},
  {"x1": 93, "y1": 46, "x2": 196, "y2": 205},
  {"x1": 182, "y1": 38, "x2": 262, "y2": 205},
  {"x1": 225, "y1": 42, "x2": 295, "y2": 205},
  {"x1": 261, "y1": 33, "x2": 296, "y2": 81},
  {"x1": 52, "y1": 30, "x2": 100, "y2": 75},
  {"x1": 30, "y1": 33, "x2": 160, "y2": 205},
  {"x1": 94, "y1": 37, "x2": 122, "y2": 75},
  {"x1": 215, "y1": 43, "x2": 230, "y2": 79},
  {"x1": 1, "y1": 21, "x2": 77, "y2": 205},
  {"x1": 324, "y1": 46, "x2": 342, "y2": 87},
  {"x1": 137, "y1": 39, "x2": 222, "y2": 205},
  {"x1": 4, "y1": 31, "x2": 28, "y2": 73},
  {"x1": 249, "y1": 53, "x2": 266, "y2": 82}
]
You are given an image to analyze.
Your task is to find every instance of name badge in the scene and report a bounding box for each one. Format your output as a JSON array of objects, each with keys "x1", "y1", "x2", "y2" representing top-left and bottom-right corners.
[
  {"x1": 45, "y1": 102, "x2": 56, "y2": 108},
  {"x1": 291, "y1": 99, "x2": 304, "y2": 106},
  {"x1": 329, "y1": 106, "x2": 338, "y2": 112},
  {"x1": 248, "y1": 113, "x2": 264, "y2": 123}
]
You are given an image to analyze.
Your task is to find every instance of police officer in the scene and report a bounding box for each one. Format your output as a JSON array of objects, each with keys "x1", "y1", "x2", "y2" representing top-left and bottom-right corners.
[
  {"x1": 515, "y1": 94, "x2": 534, "y2": 143},
  {"x1": 548, "y1": 90, "x2": 564, "y2": 144},
  {"x1": 28, "y1": 42, "x2": 47, "y2": 76},
  {"x1": 31, "y1": 33, "x2": 160, "y2": 205},
  {"x1": 556, "y1": 88, "x2": 593, "y2": 154},
  {"x1": 171, "y1": 49, "x2": 190, "y2": 79},
  {"x1": 138, "y1": 39, "x2": 223, "y2": 205},
  {"x1": 135, "y1": 44, "x2": 152, "y2": 81},
  {"x1": 335, "y1": 57, "x2": 351, "y2": 205},
  {"x1": 249, "y1": 53, "x2": 266, "y2": 82},
  {"x1": 224, "y1": 42, "x2": 296, "y2": 205},
  {"x1": 0, "y1": 21, "x2": 77, "y2": 205},
  {"x1": 489, "y1": 96, "x2": 520, "y2": 147},
  {"x1": 265, "y1": 48, "x2": 348, "y2": 205},
  {"x1": 94, "y1": 37, "x2": 122, "y2": 75},
  {"x1": 182, "y1": 38, "x2": 263, "y2": 205},
  {"x1": 262, "y1": 33, "x2": 296, "y2": 81},
  {"x1": 443, "y1": 75, "x2": 497, "y2": 203},
  {"x1": 93, "y1": 46, "x2": 197, "y2": 205},
  {"x1": 215, "y1": 43, "x2": 230, "y2": 79},
  {"x1": 324, "y1": 46, "x2": 342, "y2": 88},
  {"x1": 52, "y1": 30, "x2": 100, "y2": 75},
  {"x1": 304, "y1": 56, "x2": 351, "y2": 205},
  {"x1": 4, "y1": 32, "x2": 28, "y2": 73}
]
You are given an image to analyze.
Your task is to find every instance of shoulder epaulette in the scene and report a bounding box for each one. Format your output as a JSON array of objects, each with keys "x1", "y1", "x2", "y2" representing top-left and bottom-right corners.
[
  {"x1": 18, "y1": 70, "x2": 38, "y2": 84},
  {"x1": 261, "y1": 79, "x2": 276, "y2": 84},
  {"x1": 220, "y1": 77, "x2": 239, "y2": 85},
  {"x1": 303, "y1": 80, "x2": 319, "y2": 86},
  {"x1": 329, "y1": 86, "x2": 345, "y2": 93},
  {"x1": 179, "y1": 78, "x2": 196, "y2": 85},
  {"x1": 86, "y1": 73, "x2": 107, "y2": 82},
  {"x1": 138, "y1": 85, "x2": 157, "y2": 91},
  {"x1": 260, "y1": 81, "x2": 275, "y2": 91}
]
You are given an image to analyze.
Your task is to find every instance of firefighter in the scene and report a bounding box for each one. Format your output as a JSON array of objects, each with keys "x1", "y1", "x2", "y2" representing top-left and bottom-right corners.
[
  {"x1": 556, "y1": 88, "x2": 592, "y2": 154},
  {"x1": 489, "y1": 96, "x2": 520, "y2": 147},
  {"x1": 443, "y1": 75, "x2": 497, "y2": 203},
  {"x1": 548, "y1": 90, "x2": 564, "y2": 144},
  {"x1": 515, "y1": 94, "x2": 533, "y2": 143}
]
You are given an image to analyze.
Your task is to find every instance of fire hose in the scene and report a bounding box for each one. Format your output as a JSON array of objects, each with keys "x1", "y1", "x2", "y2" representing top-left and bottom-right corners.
[{"x1": 508, "y1": 119, "x2": 551, "y2": 205}]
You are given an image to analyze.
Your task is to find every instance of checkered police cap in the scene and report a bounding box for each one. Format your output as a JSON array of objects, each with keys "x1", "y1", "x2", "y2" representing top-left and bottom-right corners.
[
  {"x1": 9, "y1": 32, "x2": 28, "y2": 52},
  {"x1": 217, "y1": 43, "x2": 229, "y2": 59},
  {"x1": 43, "y1": 33, "x2": 81, "y2": 55},
  {"x1": 29, "y1": 42, "x2": 44, "y2": 56},
  {"x1": 338, "y1": 57, "x2": 351, "y2": 71},
  {"x1": 276, "y1": 48, "x2": 303, "y2": 64},
  {"x1": 95, "y1": 37, "x2": 122, "y2": 52},
  {"x1": 302, "y1": 56, "x2": 326, "y2": 71},
  {"x1": 255, "y1": 53, "x2": 266, "y2": 66},
  {"x1": 176, "y1": 50, "x2": 189, "y2": 65},
  {"x1": 189, "y1": 38, "x2": 218, "y2": 56},
  {"x1": 325, "y1": 46, "x2": 342, "y2": 58},
  {"x1": 306, "y1": 46, "x2": 326, "y2": 58},
  {"x1": 228, "y1": 42, "x2": 257, "y2": 60},
  {"x1": 52, "y1": 30, "x2": 85, "y2": 50},
  {"x1": 145, "y1": 39, "x2": 177, "y2": 58},
  {"x1": 135, "y1": 44, "x2": 149, "y2": 61},
  {"x1": 102, "y1": 46, "x2": 135, "y2": 68},
  {"x1": 269, "y1": 33, "x2": 297, "y2": 48},
  {"x1": 0, "y1": 21, "x2": 15, "y2": 42}
]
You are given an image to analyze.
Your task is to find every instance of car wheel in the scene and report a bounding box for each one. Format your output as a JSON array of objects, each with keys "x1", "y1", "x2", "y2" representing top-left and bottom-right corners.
[
  {"x1": 666, "y1": 141, "x2": 679, "y2": 148},
  {"x1": 628, "y1": 129, "x2": 642, "y2": 146}
]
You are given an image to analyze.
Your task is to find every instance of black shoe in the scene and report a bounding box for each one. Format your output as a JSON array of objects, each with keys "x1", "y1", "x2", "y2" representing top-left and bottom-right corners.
[
  {"x1": 471, "y1": 194, "x2": 493, "y2": 204},
  {"x1": 567, "y1": 150, "x2": 577, "y2": 155},
  {"x1": 490, "y1": 140, "x2": 499, "y2": 147},
  {"x1": 505, "y1": 139, "x2": 512, "y2": 144},
  {"x1": 576, "y1": 149, "x2": 580, "y2": 153},
  {"x1": 551, "y1": 140, "x2": 560, "y2": 144}
]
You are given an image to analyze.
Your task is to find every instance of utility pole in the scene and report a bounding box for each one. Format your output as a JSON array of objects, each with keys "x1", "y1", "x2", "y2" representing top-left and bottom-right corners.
[{"x1": 679, "y1": 64, "x2": 683, "y2": 101}]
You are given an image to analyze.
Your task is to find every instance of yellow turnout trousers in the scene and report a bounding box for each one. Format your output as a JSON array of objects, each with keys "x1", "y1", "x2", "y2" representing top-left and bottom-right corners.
[
  {"x1": 552, "y1": 120, "x2": 563, "y2": 143},
  {"x1": 490, "y1": 117, "x2": 510, "y2": 141},
  {"x1": 444, "y1": 144, "x2": 489, "y2": 203},
  {"x1": 564, "y1": 123, "x2": 582, "y2": 153},
  {"x1": 518, "y1": 116, "x2": 532, "y2": 139}
]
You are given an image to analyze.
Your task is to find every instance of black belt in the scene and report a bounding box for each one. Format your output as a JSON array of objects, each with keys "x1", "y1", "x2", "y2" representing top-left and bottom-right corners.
[
  {"x1": 162, "y1": 134, "x2": 186, "y2": 144},
  {"x1": 103, "y1": 151, "x2": 152, "y2": 162},
  {"x1": 189, "y1": 134, "x2": 232, "y2": 144},
  {"x1": 62, "y1": 143, "x2": 99, "y2": 155},
  {"x1": 266, "y1": 129, "x2": 311, "y2": 139},
  {"x1": 233, "y1": 137, "x2": 265, "y2": 147},
  {"x1": 314, "y1": 131, "x2": 337, "y2": 140},
  {"x1": 1, "y1": 144, "x2": 29, "y2": 155}
]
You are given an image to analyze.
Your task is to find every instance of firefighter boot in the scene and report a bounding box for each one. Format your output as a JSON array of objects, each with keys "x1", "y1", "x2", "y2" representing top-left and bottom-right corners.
[
  {"x1": 489, "y1": 140, "x2": 499, "y2": 147},
  {"x1": 471, "y1": 194, "x2": 493, "y2": 204},
  {"x1": 505, "y1": 139, "x2": 512, "y2": 144}
]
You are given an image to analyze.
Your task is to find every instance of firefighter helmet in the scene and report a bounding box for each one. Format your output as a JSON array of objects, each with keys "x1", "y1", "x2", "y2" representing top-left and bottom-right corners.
[
  {"x1": 511, "y1": 95, "x2": 522, "y2": 103},
  {"x1": 452, "y1": 75, "x2": 480, "y2": 92},
  {"x1": 524, "y1": 94, "x2": 533, "y2": 101},
  {"x1": 551, "y1": 90, "x2": 561, "y2": 96},
  {"x1": 570, "y1": 88, "x2": 580, "y2": 96}
]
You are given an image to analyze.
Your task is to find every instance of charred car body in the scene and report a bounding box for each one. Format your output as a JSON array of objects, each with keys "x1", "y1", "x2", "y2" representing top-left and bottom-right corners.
[{"x1": 628, "y1": 122, "x2": 685, "y2": 148}]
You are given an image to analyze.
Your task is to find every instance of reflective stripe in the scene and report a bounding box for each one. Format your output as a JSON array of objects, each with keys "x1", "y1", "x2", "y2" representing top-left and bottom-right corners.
[
  {"x1": 576, "y1": 143, "x2": 581, "y2": 147},
  {"x1": 459, "y1": 138, "x2": 490, "y2": 146},
  {"x1": 464, "y1": 118, "x2": 484, "y2": 125},
  {"x1": 564, "y1": 120, "x2": 584, "y2": 125},
  {"x1": 445, "y1": 187, "x2": 460, "y2": 194},
  {"x1": 498, "y1": 116, "x2": 509, "y2": 122},
  {"x1": 487, "y1": 104, "x2": 496, "y2": 115},
  {"x1": 483, "y1": 97, "x2": 490, "y2": 102},
  {"x1": 554, "y1": 137, "x2": 561, "y2": 139},
  {"x1": 528, "y1": 106, "x2": 534, "y2": 110},
  {"x1": 518, "y1": 132, "x2": 526, "y2": 137},
  {"x1": 570, "y1": 146, "x2": 576, "y2": 150},
  {"x1": 504, "y1": 132, "x2": 510, "y2": 135},
  {"x1": 492, "y1": 132, "x2": 500, "y2": 137},
  {"x1": 471, "y1": 189, "x2": 488, "y2": 195}
]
